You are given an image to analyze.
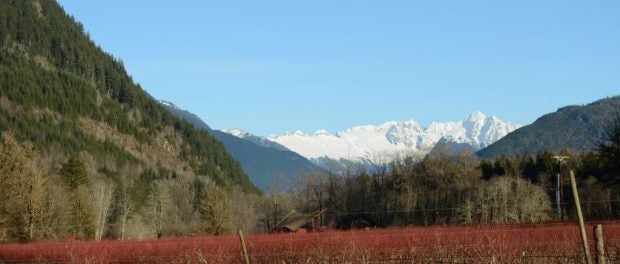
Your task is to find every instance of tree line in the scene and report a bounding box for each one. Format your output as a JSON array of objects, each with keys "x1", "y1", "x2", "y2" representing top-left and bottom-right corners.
[
  {"x1": 263, "y1": 121, "x2": 620, "y2": 229},
  {"x1": 0, "y1": 132, "x2": 261, "y2": 243}
]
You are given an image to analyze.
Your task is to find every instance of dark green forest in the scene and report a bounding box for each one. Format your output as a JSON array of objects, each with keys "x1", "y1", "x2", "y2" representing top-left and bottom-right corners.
[
  {"x1": 0, "y1": 0, "x2": 263, "y2": 242},
  {"x1": 0, "y1": 0, "x2": 256, "y2": 191}
]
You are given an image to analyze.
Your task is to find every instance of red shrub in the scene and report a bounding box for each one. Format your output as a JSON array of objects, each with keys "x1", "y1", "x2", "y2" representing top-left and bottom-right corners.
[{"x1": 1, "y1": 221, "x2": 618, "y2": 263}]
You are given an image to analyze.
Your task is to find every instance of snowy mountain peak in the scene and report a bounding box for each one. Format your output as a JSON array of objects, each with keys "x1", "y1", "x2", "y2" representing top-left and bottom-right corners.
[
  {"x1": 223, "y1": 128, "x2": 250, "y2": 138},
  {"x1": 223, "y1": 128, "x2": 292, "y2": 152},
  {"x1": 268, "y1": 112, "x2": 521, "y2": 165},
  {"x1": 386, "y1": 121, "x2": 424, "y2": 147},
  {"x1": 464, "y1": 111, "x2": 487, "y2": 123},
  {"x1": 283, "y1": 130, "x2": 307, "y2": 137},
  {"x1": 313, "y1": 129, "x2": 332, "y2": 137}
]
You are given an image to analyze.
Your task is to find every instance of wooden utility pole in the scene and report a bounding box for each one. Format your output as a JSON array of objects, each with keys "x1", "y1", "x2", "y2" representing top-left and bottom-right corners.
[
  {"x1": 553, "y1": 155, "x2": 569, "y2": 220},
  {"x1": 238, "y1": 230, "x2": 250, "y2": 264},
  {"x1": 569, "y1": 170, "x2": 592, "y2": 264},
  {"x1": 594, "y1": 224, "x2": 606, "y2": 264}
]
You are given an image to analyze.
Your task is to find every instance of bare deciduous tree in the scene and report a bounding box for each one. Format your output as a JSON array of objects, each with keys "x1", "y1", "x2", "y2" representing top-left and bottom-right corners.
[
  {"x1": 0, "y1": 133, "x2": 50, "y2": 242},
  {"x1": 92, "y1": 181, "x2": 113, "y2": 240}
]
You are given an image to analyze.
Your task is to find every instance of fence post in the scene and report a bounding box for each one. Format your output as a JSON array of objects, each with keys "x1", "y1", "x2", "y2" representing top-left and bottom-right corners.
[
  {"x1": 594, "y1": 224, "x2": 606, "y2": 264},
  {"x1": 569, "y1": 170, "x2": 592, "y2": 264},
  {"x1": 238, "y1": 230, "x2": 250, "y2": 264}
]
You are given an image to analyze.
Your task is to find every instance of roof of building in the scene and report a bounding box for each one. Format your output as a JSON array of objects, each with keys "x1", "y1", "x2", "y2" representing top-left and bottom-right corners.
[{"x1": 272, "y1": 209, "x2": 326, "y2": 232}]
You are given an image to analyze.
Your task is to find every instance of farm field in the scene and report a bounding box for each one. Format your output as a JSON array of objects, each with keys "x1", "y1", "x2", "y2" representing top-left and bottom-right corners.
[{"x1": 1, "y1": 221, "x2": 619, "y2": 263}]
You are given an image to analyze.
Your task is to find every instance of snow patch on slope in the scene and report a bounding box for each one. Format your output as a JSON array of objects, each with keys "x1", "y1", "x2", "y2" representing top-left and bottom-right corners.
[{"x1": 224, "y1": 128, "x2": 251, "y2": 138}]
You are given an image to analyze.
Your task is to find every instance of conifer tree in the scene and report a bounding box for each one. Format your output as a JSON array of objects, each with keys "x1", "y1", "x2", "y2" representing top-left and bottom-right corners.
[
  {"x1": 59, "y1": 156, "x2": 95, "y2": 239},
  {"x1": 598, "y1": 118, "x2": 620, "y2": 181},
  {"x1": 59, "y1": 156, "x2": 89, "y2": 191}
]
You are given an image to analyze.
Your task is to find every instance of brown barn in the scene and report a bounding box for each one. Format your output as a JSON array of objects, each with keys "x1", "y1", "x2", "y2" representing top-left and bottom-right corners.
[{"x1": 271, "y1": 209, "x2": 326, "y2": 233}]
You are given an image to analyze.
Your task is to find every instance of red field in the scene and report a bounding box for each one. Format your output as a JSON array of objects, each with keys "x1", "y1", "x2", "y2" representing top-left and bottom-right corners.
[{"x1": 1, "y1": 221, "x2": 619, "y2": 263}]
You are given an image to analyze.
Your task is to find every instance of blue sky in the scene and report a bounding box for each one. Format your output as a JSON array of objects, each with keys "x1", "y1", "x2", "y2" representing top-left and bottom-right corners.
[{"x1": 58, "y1": 1, "x2": 619, "y2": 136}]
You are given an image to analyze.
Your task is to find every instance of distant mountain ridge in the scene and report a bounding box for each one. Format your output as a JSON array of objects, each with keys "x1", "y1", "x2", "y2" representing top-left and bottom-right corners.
[
  {"x1": 159, "y1": 101, "x2": 323, "y2": 191},
  {"x1": 222, "y1": 128, "x2": 290, "y2": 151},
  {"x1": 159, "y1": 100, "x2": 212, "y2": 131},
  {"x1": 478, "y1": 96, "x2": 620, "y2": 158},
  {"x1": 263, "y1": 112, "x2": 519, "y2": 167}
]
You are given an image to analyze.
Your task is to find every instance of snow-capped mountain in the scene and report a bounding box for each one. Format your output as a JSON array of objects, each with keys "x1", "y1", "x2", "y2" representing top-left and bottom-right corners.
[
  {"x1": 220, "y1": 128, "x2": 290, "y2": 151},
  {"x1": 224, "y1": 128, "x2": 251, "y2": 138},
  {"x1": 266, "y1": 112, "x2": 520, "y2": 165}
]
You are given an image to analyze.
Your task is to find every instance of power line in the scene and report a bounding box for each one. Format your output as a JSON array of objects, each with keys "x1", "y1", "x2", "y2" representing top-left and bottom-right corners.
[{"x1": 2, "y1": 199, "x2": 619, "y2": 230}]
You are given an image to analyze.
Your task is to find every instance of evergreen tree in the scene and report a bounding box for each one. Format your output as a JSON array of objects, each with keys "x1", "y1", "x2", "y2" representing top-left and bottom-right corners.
[
  {"x1": 479, "y1": 160, "x2": 494, "y2": 180},
  {"x1": 59, "y1": 157, "x2": 94, "y2": 239},
  {"x1": 59, "y1": 156, "x2": 89, "y2": 191},
  {"x1": 598, "y1": 118, "x2": 620, "y2": 183},
  {"x1": 521, "y1": 154, "x2": 538, "y2": 182}
]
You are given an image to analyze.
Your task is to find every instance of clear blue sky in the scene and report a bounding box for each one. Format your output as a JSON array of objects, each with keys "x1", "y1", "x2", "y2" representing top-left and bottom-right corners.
[{"x1": 57, "y1": 1, "x2": 619, "y2": 136}]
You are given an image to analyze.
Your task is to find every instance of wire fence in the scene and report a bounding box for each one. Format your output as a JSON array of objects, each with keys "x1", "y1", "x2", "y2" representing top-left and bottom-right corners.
[{"x1": 3, "y1": 199, "x2": 618, "y2": 231}]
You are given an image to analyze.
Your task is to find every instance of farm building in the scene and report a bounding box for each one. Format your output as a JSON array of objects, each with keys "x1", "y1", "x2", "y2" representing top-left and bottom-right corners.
[
  {"x1": 271, "y1": 209, "x2": 326, "y2": 233},
  {"x1": 336, "y1": 212, "x2": 380, "y2": 230}
]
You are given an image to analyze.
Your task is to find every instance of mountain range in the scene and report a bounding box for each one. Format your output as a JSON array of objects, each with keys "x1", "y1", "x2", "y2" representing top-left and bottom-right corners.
[
  {"x1": 162, "y1": 93, "x2": 620, "y2": 190},
  {"x1": 12, "y1": 0, "x2": 611, "y2": 196},
  {"x1": 162, "y1": 99, "x2": 522, "y2": 188},
  {"x1": 160, "y1": 101, "x2": 324, "y2": 191},
  {"x1": 263, "y1": 112, "x2": 520, "y2": 167},
  {"x1": 478, "y1": 96, "x2": 620, "y2": 158}
]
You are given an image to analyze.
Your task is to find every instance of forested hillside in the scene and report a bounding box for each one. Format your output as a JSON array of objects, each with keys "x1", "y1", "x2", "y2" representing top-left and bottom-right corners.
[
  {"x1": 160, "y1": 101, "x2": 324, "y2": 191},
  {"x1": 478, "y1": 96, "x2": 620, "y2": 158},
  {"x1": 0, "y1": 0, "x2": 259, "y2": 242}
]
